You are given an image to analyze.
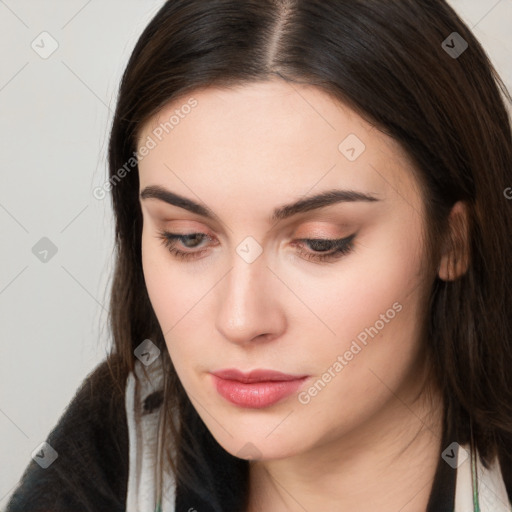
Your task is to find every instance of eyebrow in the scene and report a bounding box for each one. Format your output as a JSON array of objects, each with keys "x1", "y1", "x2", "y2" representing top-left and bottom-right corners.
[{"x1": 140, "y1": 185, "x2": 380, "y2": 223}]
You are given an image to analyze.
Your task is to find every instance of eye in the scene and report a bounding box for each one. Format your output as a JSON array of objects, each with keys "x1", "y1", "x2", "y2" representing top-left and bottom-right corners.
[
  {"x1": 292, "y1": 234, "x2": 356, "y2": 263},
  {"x1": 156, "y1": 231, "x2": 214, "y2": 261},
  {"x1": 155, "y1": 230, "x2": 356, "y2": 263}
]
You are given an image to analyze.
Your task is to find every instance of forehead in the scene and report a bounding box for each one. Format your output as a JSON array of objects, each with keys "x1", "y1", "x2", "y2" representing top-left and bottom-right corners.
[{"x1": 136, "y1": 79, "x2": 420, "y2": 211}]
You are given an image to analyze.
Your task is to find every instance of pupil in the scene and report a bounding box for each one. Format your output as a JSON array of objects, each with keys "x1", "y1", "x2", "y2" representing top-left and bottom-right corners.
[{"x1": 183, "y1": 234, "x2": 202, "y2": 248}]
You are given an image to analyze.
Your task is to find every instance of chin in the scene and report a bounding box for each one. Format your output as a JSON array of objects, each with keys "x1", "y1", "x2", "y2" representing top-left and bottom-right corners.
[{"x1": 208, "y1": 426, "x2": 306, "y2": 462}]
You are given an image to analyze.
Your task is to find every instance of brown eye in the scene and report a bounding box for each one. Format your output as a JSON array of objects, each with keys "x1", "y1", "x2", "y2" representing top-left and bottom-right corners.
[
  {"x1": 156, "y1": 231, "x2": 213, "y2": 261},
  {"x1": 293, "y1": 234, "x2": 356, "y2": 263}
]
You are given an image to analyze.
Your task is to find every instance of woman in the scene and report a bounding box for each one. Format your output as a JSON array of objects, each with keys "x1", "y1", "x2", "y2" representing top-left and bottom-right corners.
[{"x1": 7, "y1": 0, "x2": 512, "y2": 511}]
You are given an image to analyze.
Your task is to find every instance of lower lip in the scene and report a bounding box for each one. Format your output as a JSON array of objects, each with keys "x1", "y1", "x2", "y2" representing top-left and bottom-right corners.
[{"x1": 211, "y1": 375, "x2": 308, "y2": 409}]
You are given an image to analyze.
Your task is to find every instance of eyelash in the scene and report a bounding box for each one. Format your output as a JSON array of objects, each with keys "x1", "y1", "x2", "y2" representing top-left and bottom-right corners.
[{"x1": 155, "y1": 230, "x2": 356, "y2": 263}]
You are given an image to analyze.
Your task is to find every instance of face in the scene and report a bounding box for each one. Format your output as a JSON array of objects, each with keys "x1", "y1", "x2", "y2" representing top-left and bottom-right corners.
[{"x1": 137, "y1": 79, "x2": 433, "y2": 462}]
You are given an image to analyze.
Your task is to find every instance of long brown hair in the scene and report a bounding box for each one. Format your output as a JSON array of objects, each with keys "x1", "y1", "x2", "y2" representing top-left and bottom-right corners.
[{"x1": 105, "y1": 0, "x2": 512, "y2": 509}]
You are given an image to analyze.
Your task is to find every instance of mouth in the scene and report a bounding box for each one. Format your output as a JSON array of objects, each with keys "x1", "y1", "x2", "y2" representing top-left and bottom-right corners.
[{"x1": 210, "y1": 369, "x2": 309, "y2": 409}]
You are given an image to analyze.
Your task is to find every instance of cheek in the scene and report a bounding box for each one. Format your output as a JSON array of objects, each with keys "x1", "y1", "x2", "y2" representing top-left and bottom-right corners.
[
  {"x1": 141, "y1": 228, "x2": 202, "y2": 329},
  {"x1": 303, "y1": 230, "x2": 427, "y2": 406},
  {"x1": 295, "y1": 230, "x2": 427, "y2": 414},
  {"x1": 140, "y1": 229, "x2": 216, "y2": 375},
  {"x1": 284, "y1": 221, "x2": 425, "y2": 345},
  {"x1": 295, "y1": 289, "x2": 425, "y2": 441},
  {"x1": 141, "y1": 230, "x2": 171, "y2": 320}
]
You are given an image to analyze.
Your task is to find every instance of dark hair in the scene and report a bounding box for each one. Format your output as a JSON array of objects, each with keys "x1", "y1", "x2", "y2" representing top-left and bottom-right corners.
[{"x1": 106, "y1": 0, "x2": 512, "y2": 510}]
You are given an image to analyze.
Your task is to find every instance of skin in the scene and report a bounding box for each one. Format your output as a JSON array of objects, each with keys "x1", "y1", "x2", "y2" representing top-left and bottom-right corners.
[{"x1": 137, "y1": 79, "x2": 467, "y2": 511}]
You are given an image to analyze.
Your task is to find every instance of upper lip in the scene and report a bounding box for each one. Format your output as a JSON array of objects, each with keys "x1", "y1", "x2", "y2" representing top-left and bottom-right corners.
[{"x1": 211, "y1": 369, "x2": 308, "y2": 383}]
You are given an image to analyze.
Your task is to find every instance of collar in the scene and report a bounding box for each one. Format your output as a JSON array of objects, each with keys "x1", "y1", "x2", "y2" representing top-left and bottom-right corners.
[{"x1": 125, "y1": 356, "x2": 176, "y2": 512}]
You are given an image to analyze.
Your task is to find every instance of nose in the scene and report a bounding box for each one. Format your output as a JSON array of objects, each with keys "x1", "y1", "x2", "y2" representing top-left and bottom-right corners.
[{"x1": 214, "y1": 249, "x2": 287, "y2": 346}]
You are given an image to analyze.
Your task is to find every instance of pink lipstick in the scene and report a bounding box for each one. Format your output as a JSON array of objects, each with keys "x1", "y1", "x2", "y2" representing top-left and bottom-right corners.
[{"x1": 210, "y1": 369, "x2": 308, "y2": 409}]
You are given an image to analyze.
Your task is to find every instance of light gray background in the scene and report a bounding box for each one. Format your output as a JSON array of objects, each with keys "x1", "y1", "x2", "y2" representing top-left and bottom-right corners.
[{"x1": 0, "y1": 0, "x2": 511, "y2": 506}]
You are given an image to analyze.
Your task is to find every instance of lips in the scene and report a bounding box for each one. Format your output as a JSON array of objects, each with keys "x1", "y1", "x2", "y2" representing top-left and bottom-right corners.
[
  {"x1": 212, "y1": 368, "x2": 307, "y2": 383},
  {"x1": 210, "y1": 368, "x2": 309, "y2": 408}
]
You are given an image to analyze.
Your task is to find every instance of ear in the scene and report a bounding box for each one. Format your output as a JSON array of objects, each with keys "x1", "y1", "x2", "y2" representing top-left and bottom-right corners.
[{"x1": 437, "y1": 201, "x2": 470, "y2": 281}]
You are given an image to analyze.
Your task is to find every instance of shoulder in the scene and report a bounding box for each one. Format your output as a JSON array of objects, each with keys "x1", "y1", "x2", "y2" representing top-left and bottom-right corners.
[{"x1": 6, "y1": 354, "x2": 131, "y2": 512}]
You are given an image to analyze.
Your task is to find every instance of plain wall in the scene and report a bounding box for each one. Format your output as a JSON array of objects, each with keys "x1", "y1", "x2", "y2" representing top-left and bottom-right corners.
[{"x1": 0, "y1": 0, "x2": 511, "y2": 506}]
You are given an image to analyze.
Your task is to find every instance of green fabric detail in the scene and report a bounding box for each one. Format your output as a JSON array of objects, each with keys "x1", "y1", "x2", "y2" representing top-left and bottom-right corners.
[{"x1": 471, "y1": 442, "x2": 481, "y2": 512}]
